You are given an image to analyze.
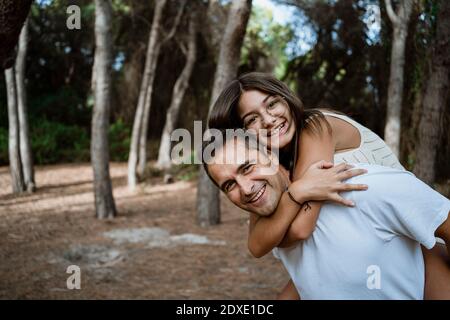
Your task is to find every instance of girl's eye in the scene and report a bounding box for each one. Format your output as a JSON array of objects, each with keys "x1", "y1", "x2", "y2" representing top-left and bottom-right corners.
[
  {"x1": 267, "y1": 99, "x2": 278, "y2": 109},
  {"x1": 245, "y1": 117, "x2": 257, "y2": 127}
]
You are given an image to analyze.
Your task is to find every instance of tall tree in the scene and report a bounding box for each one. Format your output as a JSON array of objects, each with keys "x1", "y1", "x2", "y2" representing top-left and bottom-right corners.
[
  {"x1": 4, "y1": 18, "x2": 34, "y2": 193},
  {"x1": 413, "y1": 0, "x2": 450, "y2": 185},
  {"x1": 92, "y1": 0, "x2": 117, "y2": 219},
  {"x1": 5, "y1": 67, "x2": 24, "y2": 193},
  {"x1": 128, "y1": 0, "x2": 167, "y2": 188},
  {"x1": 15, "y1": 18, "x2": 35, "y2": 192},
  {"x1": 196, "y1": 0, "x2": 252, "y2": 227},
  {"x1": 127, "y1": 0, "x2": 184, "y2": 189},
  {"x1": 156, "y1": 10, "x2": 198, "y2": 172},
  {"x1": 384, "y1": 0, "x2": 414, "y2": 157}
]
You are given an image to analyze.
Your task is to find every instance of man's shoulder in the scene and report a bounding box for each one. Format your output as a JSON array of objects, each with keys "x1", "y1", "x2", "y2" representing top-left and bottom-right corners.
[
  {"x1": 348, "y1": 163, "x2": 413, "y2": 181},
  {"x1": 345, "y1": 164, "x2": 418, "y2": 201}
]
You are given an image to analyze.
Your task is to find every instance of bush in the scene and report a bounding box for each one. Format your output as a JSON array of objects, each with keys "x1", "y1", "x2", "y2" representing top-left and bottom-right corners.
[
  {"x1": 109, "y1": 118, "x2": 131, "y2": 162},
  {"x1": 0, "y1": 127, "x2": 8, "y2": 165},
  {"x1": 0, "y1": 118, "x2": 132, "y2": 165},
  {"x1": 0, "y1": 119, "x2": 90, "y2": 165},
  {"x1": 30, "y1": 118, "x2": 90, "y2": 164}
]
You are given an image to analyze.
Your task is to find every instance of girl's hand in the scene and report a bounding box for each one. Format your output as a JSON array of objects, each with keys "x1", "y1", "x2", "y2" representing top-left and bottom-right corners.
[{"x1": 288, "y1": 160, "x2": 368, "y2": 207}]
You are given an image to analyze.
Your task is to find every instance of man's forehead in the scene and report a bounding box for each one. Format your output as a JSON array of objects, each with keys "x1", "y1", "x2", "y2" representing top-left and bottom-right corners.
[
  {"x1": 207, "y1": 139, "x2": 253, "y2": 184},
  {"x1": 213, "y1": 138, "x2": 254, "y2": 164}
]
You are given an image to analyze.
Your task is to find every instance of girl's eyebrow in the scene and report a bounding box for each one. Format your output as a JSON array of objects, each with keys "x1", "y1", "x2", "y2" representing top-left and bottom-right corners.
[{"x1": 241, "y1": 94, "x2": 274, "y2": 120}]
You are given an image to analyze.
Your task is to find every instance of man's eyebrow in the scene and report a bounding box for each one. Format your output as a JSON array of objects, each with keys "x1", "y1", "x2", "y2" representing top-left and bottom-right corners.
[
  {"x1": 241, "y1": 94, "x2": 273, "y2": 120},
  {"x1": 219, "y1": 160, "x2": 250, "y2": 191},
  {"x1": 237, "y1": 160, "x2": 250, "y2": 174}
]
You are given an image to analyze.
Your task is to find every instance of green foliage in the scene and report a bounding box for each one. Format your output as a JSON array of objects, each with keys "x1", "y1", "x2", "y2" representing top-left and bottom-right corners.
[
  {"x1": 0, "y1": 119, "x2": 89, "y2": 165},
  {"x1": 0, "y1": 127, "x2": 8, "y2": 165},
  {"x1": 175, "y1": 164, "x2": 199, "y2": 181},
  {"x1": 241, "y1": 5, "x2": 294, "y2": 77},
  {"x1": 30, "y1": 118, "x2": 90, "y2": 164},
  {"x1": 168, "y1": 162, "x2": 199, "y2": 182},
  {"x1": 109, "y1": 118, "x2": 131, "y2": 162},
  {"x1": 0, "y1": 118, "x2": 131, "y2": 165}
]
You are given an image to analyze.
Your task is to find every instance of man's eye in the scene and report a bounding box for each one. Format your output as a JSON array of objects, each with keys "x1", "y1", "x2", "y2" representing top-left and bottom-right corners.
[
  {"x1": 225, "y1": 181, "x2": 236, "y2": 192},
  {"x1": 243, "y1": 164, "x2": 254, "y2": 173}
]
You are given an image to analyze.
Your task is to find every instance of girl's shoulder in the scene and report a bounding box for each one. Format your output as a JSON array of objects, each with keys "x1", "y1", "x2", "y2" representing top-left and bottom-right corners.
[{"x1": 309, "y1": 109, "x2": 362, "y2": 152}]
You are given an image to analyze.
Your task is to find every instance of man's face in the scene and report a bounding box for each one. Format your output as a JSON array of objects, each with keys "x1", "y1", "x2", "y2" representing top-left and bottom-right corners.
[{"x1": 207, "y1": 138, "x2": 288, "y2": 216}]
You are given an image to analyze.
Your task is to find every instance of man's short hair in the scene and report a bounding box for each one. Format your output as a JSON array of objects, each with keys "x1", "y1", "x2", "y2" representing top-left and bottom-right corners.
[{"x1": 201, "y1": 129, "x2": 271, "y2": 189}]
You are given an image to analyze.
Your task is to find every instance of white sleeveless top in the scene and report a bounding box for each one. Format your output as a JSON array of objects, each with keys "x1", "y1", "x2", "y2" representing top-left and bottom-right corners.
[
  {"x1": 322, "y1": 112, "x2": 404, "y2": 170},
  {"x1": 323, "y1": 112, "x2": 445, "y2": 246}
]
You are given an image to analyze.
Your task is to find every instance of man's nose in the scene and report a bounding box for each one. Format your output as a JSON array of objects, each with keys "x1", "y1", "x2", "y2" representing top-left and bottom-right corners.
[{"x1": 236, "y1": 176, "x2": 254, "y2": 197}]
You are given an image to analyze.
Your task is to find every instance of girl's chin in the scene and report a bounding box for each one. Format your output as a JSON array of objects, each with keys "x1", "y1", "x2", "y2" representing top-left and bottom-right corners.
[
  {"x1": 269, "y1": 137, "x2": 288, "y2": 149},
  {"x1": 261, "y1": 141, "x2": 285, "y2": 151}
]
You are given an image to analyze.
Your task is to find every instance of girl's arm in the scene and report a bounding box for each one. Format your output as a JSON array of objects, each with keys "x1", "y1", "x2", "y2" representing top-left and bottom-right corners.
[
  {"x1": 248, "y1": 118, "x2": 336, "y2": 257},
  {"x1": 248, "y1": 191, "x2": 310, "y2": 258},
  {"x1": 278, "y1": 119, "x2": 336, "y2": 247}
]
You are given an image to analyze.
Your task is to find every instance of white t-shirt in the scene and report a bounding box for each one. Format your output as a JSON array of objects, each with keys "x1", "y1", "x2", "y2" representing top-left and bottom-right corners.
[{"x1": 273, "y1": 164, "x2": 450, "y2": 300}]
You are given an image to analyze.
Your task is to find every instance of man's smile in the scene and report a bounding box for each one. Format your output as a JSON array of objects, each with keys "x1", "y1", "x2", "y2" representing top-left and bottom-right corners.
[{"x1": 247, "y1": 183, "x2": 266, "y2": 205}]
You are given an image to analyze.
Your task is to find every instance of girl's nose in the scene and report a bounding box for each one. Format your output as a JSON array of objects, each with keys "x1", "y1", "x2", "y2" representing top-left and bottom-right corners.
[{"x1": 261, "y1": 112, "x2": 277, "y2": 128}]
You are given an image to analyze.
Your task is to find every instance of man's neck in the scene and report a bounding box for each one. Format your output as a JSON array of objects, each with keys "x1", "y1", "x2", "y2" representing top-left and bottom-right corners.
[{"x1": 279, "y1": 165, "x2": 291, "y2": 190}]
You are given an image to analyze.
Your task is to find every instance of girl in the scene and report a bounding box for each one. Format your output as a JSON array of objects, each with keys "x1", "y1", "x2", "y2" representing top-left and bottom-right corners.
[{"x1": 208, "y1": 72, "x2": 450, "y2": 299}]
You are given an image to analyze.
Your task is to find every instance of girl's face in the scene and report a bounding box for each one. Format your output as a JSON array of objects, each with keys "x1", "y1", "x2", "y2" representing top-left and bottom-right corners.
[{"x1": 238, "y1": 90, "x2": 296, "y2": 149}]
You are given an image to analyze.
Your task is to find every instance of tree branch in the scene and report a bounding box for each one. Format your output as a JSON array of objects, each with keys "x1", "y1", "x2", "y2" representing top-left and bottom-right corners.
[
  {"x1": 161, "y1": 0, "x2": 187, "y2": 45},
  {"x1": 384, "y1": 0, "x2": 400, "y2": 26},
  {"x1": 177, "y1": 38, "x2": 188, "y2": 56}
]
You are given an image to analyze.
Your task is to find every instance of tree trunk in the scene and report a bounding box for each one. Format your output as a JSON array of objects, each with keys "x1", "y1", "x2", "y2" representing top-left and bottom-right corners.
[
  {"x1": 383, "y1": 0, "x2": 414, "y2": 157},
  {"x1": 92, "y1": 0, "x2": 117, "y2": 219},
  {"x1": 5, "y1": 67, "x2": 24, "y2": 193},
  {"x1": 136, "y1": 1, "x2": 185, "y2": 179},
  {"x1": 128, "y1": 0, "x2": 167, "y2": 189},
  {"x1": 196, "y1": 0, "x2": 252, "y2": 227},
  {"x1": 413, "y1": 0, "x2": 450, "y2": 185},
  {"x1": 156, "y1": 13, "x2": 198, "y2": 171},
  {"x1": 0, "y1": 0, "x2": 32, "y2": 70},
  {"x1": 15, "y1": 18, "x2": 34, "y2": 192}
]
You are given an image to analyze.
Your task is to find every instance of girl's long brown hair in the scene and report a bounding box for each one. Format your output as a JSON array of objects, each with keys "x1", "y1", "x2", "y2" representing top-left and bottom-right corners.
[{"x1": 208, "y1": 72, "x2": 329, "y2": 175}]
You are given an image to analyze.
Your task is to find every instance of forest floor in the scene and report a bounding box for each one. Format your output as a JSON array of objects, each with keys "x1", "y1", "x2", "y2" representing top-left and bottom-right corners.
[{"x1": 0, "y1": 163, "x2": 288, "y2": 299}]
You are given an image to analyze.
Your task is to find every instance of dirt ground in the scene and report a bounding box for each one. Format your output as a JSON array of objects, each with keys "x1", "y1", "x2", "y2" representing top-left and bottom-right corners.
[{"x1": 0, "y1": 163, "x2": 288, "y2": 299}]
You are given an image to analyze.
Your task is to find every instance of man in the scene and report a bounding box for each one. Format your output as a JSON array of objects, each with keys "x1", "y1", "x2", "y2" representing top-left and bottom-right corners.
[{"x1": 203, "y1": 133, "x2": 450, "y2": 299}]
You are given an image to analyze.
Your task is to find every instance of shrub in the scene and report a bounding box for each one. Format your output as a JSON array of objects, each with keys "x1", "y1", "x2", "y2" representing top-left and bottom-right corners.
[
  {"x1": 109, "y1": 118, "x2": 131, "y2": 162},
  {"x1": 30, "y1": 118, "x2": 90, "y2": 164},
  {"x1": 0, "y1": 118, "x2": 132, "y2": 165}
]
